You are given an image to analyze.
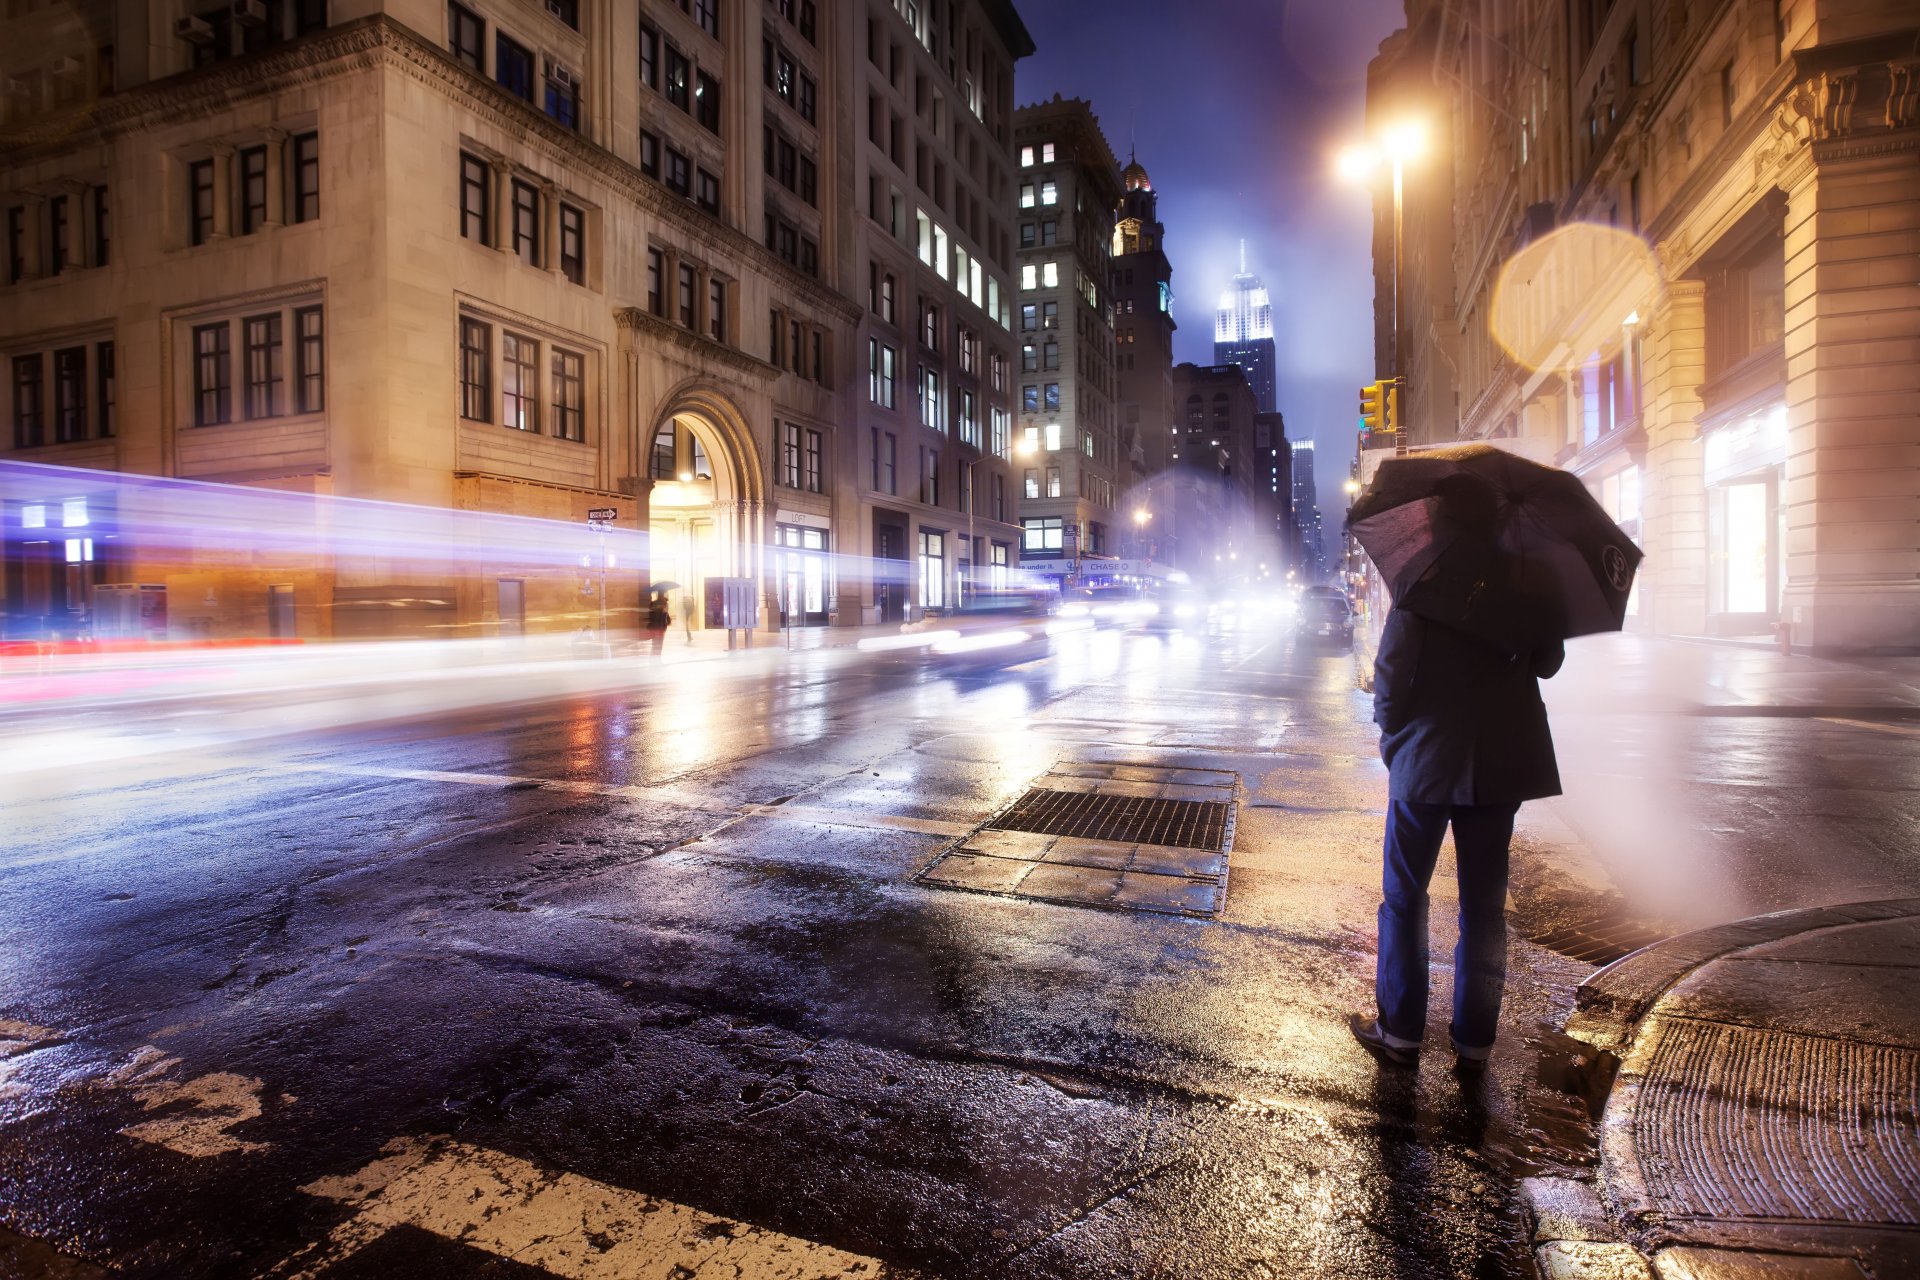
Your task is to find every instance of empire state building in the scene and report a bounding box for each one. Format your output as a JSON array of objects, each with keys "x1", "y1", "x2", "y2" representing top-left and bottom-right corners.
[{"x1": 1213, "y1": 243, "x2": 1277, "y2": 414}]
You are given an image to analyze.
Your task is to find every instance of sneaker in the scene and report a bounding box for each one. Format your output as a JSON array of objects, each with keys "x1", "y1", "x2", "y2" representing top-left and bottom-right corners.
[
  {"x1": 1451, "y1": 1040, "x2": 1492, "y2": 1076},
  {"x1": 1348, "y1": 1014, "x2": 1419, "y2": 1067}
]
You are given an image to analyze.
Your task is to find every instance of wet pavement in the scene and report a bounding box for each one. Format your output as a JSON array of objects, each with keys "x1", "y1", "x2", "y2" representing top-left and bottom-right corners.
[{"x1": 1, "y1": 621, "x2": 1915, "y2": 1278}]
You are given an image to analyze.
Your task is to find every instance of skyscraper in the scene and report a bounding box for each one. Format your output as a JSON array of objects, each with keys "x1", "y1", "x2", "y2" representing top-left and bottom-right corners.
[
  {"x1": 1213, "y1": 244, "x2": 1277, "y2": 414},
  {"x1": 1291, "y1": 439, "x2": 1326, "y2": 580}
]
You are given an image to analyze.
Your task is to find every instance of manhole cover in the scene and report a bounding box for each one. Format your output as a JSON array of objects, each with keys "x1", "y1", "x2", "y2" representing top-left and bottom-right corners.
[
  {"x1": 990, "y1": 788, "x2": 1230, "y2": 850},
  {"x1": 915, "y1": 764, "x2": 1238, "y2": 917}
]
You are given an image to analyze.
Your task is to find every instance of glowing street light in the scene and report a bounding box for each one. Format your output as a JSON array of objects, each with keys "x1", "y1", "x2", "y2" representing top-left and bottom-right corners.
[
  {"x1": 1336, "y1": 116, "x2": 1427, "y2": 446},
  {"x1": 1133, "y1": 508, "x2": 1151, "y2": 526}
]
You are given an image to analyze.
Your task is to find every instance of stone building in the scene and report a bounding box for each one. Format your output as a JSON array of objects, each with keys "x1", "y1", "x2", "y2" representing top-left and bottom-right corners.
[
  {"x1": 0, "y1": 0, "x2": 1032, "y2": 640},
  {"x1": 1169, "y1": 360, "x2": 1283, "y2": 577},
  {"x1": 1366, "y1": 0, "x2": 1920, "y2": 651},
  {"x1": 1110, "y1": 152, "x2": 1177, "y2": 561},
  {"x1": 1009, "y1": 94, "x2": 1122, "y2": 576}
]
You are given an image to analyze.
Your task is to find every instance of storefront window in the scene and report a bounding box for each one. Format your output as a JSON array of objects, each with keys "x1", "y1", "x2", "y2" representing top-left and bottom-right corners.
[
  {"x1": 918, "y1": 530, "x2": 945, "y2": 609},
  {"x1": 776, "y1": 523, "x2": 828, "y2": 624}
]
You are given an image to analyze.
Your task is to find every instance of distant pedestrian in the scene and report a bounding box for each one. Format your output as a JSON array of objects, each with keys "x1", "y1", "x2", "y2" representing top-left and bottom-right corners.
[
  {"x1": 644, "y1": 596, "x2": 670, "y2": 657},
  {"x1": 1349, "y1": 603, "x2": 1564, "y2": 1073}
]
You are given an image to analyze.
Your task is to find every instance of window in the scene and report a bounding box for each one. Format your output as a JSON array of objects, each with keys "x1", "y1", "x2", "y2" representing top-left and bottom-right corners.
[
  {"x1": 919, "y1": 530, "x2": 944, "y2": 606},
  {"x1": 804, "y1": 428, "x2": 823, "y2": 492},
  {"x1": 678, "y1": 263, "x2": 696, "y2": 328},
  {"x1": 189, "y1": 159, "x2": 215, "y2": 246},
  {"x1": 48, "y1": 195, "x2": 68, "y2": 272},
  {"x1": 1020, "y1": 264, "x2": 1036, "y2": 290},
  {"x1": 1042, "y1": 339, "x2": 1059, "y2": 370},
  {"x1": 640, "y1": 24, "x2": 658, "y2": 88},
  {"x1": 97, "y1": 341, "x2": 115, "y2": 437},
  {"x1": 696, "y1": 71, "x2": 720, "y2": 132},
  {"x1": 646, "y1": 248, "x2": 664, "y2": 314},
  {"x1": 880, "y1": 272, "x2": 895, "y2": 323},
  {"x1": 1020, "y1": 183, "x2": 1035, "y2": 209},
  {"x1": 708, "y1": 277, "x2": 726, "y2": 342},
  {"x1": 640, "y1": 130, "x2": 661, "y2": 177},
  {"x1": 1040, "y1": 180, "x2": 1057, "y2": 206},
  {"x1": 1045, "y1": 466, "x2": 1061, "y2": 498},
  {"x1": 192, "y1": 323, "x2": 231, "y2": 427},
  {"x1": 545, "y1": 68, "x2": 578, "y2": 131},
  {"x1": 695, "y1": 168, "x2": 720, "y2": 215},
  {"x1": 810, "y1": 329, "x2": 824, "y2": 382},
  {"x1": 921, "y1": 447, "x2": 940, "y2": 505},
  {"x1": 1022, "y1": 343, "x2": 1037, "y2": 373},
  {"x1": 1044, "y1": 383, "x2": 1060, "y2": 412},
  {"x1": 511, "y1": 179, "x2": 540, "y2": 265},
  {"x1": 459, "y1": 317, "x2": 491, "y2": 421},
  {"x1": 921, "y1": 301, "x2": 940, "y2": 350},
  {"x1": 449, "y1": 2, "x2": 484, "y2": 70},
  {"x1": 1042, "y1": 262, "x2": 1058, "y2": 288},
  {"x1": 7, "y1": 206, "x2": 24, "y2": 282},
  {"x1": 1042, "y1": 301, "x2": 1058, "y2": 329},
  {"x1": 291, "y1": 133, "x2": 320, "y2": 222},
  {"x1": 11, "y1": 355, "x2": 42, "y2": 448},
  {"x1": 501, "y1": 332, "x2": 538, "y2": 431},
  {"x1": 559, "y1": 203, "x2": 584, "y2": 284},
  {"x1": 1719, "y1": 61, "x2": 1735, "y2": 127},
  {"x1": 551, "y1": 347, "x2": 584, "y2": 441},
  {"x1": 990, "y1": 353, "x2": 1006, "y2": 393},
  {"x1": 496, "y1": 33, "x2": 534, "y2": 100},
  {"x1": 235, "y1": 146, "x2": 269, "y2": 236},
  {"x1": 958, "y1": 391, "x2": 978, "y2": 447},
  {"x1": 781, "y1": 421, "x2": 803, "y2": 488},
  {"x1": 665, "y1": 46, "x2": 690, "y2": 111},
  {"x1": 692, "y1": 0, "x2": 719, "y2": 38},
  {"x1": 921, "y1": 367, "x2": 941, "y2": 430},
  {"x1": 53, "y1": 348, "x2": 85, "y2": 443},
  {"x1": 869, "y1": 339, "x2": 896, "y2": 408},
  {"x1": 243, "y1": 313, "x2": 283, "y2": 418},
  {"x1": 294, "y1": 307, "x2": 323, "y2": 413},
  {"x1": 991, "y1": 407, "x2": 1009, "y2": 457},
  {"x1": 666, "y1": 148, "x2": 691, "y2": 196},
  {"x1": 874, "y1": 428, "x2": 897, "y2": 493},
  {"x1": 1022, "y1": 383, "x2": 1039, "y2": 412},
  {"x1": 1023, "y1": 468, "x2": 1038, "y2": 499},
  {"x1": 1021, "y1": 303, "x2": 1037, "y2": 331},
  {"x1": 1022, "y1": 516, "x2": 1063, "y2": 552},
  {"x1": 460, "y1": 152, "x2": 490, "y2": 242}
]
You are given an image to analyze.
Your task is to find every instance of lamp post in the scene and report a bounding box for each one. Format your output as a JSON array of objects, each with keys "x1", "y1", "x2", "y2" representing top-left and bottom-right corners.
[
  {"x1": 1337, "y1": 120, "x2": 1425, "y2": 452},
  {"x1": 959, "y1": 436, "x2": 1037, "y2": 602}
]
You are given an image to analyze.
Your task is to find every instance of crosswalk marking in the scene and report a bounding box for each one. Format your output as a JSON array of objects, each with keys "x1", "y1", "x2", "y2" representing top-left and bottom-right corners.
[{"x1": 279, "y1": 1135, "x2": 886, "y2": 1279}]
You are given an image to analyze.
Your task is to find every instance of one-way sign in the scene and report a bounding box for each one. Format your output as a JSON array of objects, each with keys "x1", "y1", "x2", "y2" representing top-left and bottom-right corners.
[{"x1": 586, "y1": 507, "x2": 618, "y2": 522}]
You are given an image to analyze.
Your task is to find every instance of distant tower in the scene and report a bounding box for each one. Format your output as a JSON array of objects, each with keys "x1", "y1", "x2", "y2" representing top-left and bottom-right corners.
[{"x1": 1213, "y1": 242, "x2": 1277, "y2": 414}]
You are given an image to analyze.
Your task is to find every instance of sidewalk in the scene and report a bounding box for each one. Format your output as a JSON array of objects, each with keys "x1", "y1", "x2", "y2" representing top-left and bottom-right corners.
[{"x1": 1524, "y1": 898, "x2": 1920, "y2": 1280}]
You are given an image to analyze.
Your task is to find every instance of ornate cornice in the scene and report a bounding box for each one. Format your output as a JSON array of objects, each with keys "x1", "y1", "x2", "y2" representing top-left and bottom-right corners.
[
  {"x1": 1, "y1": 15, "x2": 862, "y2": 325},
  {"x1": 614, "y1": 307, "x2": 779, "y2": 382}
]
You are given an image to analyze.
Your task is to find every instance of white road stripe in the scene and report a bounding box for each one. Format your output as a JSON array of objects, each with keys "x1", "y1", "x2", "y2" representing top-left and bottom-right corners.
[{"x1": 277, "y1": 1135, "x2": 886, "y2": 1279}]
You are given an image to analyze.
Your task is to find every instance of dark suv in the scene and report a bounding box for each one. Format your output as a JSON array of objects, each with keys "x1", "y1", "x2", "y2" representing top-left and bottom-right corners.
[{"x1": 1299, "y1": 587, "x2": 1354, "y2": 646}]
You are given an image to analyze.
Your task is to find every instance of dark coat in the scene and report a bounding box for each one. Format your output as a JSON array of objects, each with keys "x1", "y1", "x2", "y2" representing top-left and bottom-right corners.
[{"x1": 1373, "y1": 608, "x2": 1564, "y2": 806}]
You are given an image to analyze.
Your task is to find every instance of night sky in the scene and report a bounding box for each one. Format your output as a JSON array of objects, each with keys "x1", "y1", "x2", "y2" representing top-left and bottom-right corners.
[{"x1": 1012, "y1": 0, "x2": 1406, "y2": 510}]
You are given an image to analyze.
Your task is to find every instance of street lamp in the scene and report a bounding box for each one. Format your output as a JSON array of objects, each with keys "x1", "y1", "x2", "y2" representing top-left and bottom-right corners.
[
  {"x1": 1337, "y1": 119, "x2": 1426, "y2": 452},
  {"x1": 959, "y1": 435, "x2": 1037, "y2": 602}
]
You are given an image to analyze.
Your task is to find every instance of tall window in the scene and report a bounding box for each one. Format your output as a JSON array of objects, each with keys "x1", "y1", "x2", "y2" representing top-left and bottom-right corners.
[
  {"x1": 639, "y1": 24, "x2": 658, "y2": 88},
  {"x1": 677, "y1": 263, "x2": 696, "y2": 328},
  {"x1": 496, "y1": 34, "x2": 534, "y2": 100},
  {"x1": 921, "y1": 447, "x2": 940, "y2": 505},
  {"x1": 708, "y1": 278, "x2": 726, "y2": 342},
  {"x1": 189, "y1": 160, "x2": 215, "y2": 246},
  {"x1": 47, "y1": 195, "x2": 68, "y2": 272},
  {"x1": 500, "y1": 332, "x2": 538, "y2": 430},
  {"x1": 1023, "y1": 469, "x2": 1038, "y2": 499},
  {"x1": 510, "y1": 179, "x2": 540, "y2": 265},
  {"x1": 460, "y1": 153, "x2": 490, "y2": 242},
  {"x1": 665, "y1": 47, "x2": 690, "y2": 111},
  {"x1": 545, "y1": 70, "x2": 579, "y2": 131},
  {"x1": 11, "y1": 355, "x2": 42, "y2": 448},
  {"x1": 781, "y1": 421, "x2": 803, "y2": 488},
  {"x1": 551, "y1": 348, "x2": 584, "y2": 441},
  {"x1": 696, "y1": 72, "x2": 720, "y2": 132},
  {"x1": 97, "y1": 341, "x2": 115, "y2": 438},
  {"x1": 291, "y1": 132, "x2": 320, "y2": 222},
  {"x1": 696, "y1": 169, "x2": 720, "y2": 215},
  {"x1": 692, "y1": 0, "x2": 719, "y2": 37},
  {"x1": 7, "y1": 206, "x2": 24, "y2": 282},
  {"x1": 192, "y1": 323, "x2": 231, "y2": 426},
  {"x1": 919, "y1": 530, "x2": 945, "y2": 608},
  {"x1": 53, "y1": 347, "x2": 85, "y2": 443},
  {"x1": 646, "y1": 248, "x2": 664, "y2": 314},
  {"x1": 294, "y1": 307, "x2": 324, "y2": 413},
  {"x1": 920, "y1": 367, "x2": 940, "y2": 430},
  {"x1": 1045, "y1": 466, "x2": 1061, "y2": 498},
  {"x1": 804, "y1": 428, "x2": 823, "y2": 492},
  {"x1": 449, "y1": 2, "x2": 483, "y2": 70},
  {"x1": 559, "y1": 203, "x2": 584, "y2": 284},
  {"x1": 240, "y1": 146, "x2": 268, "y2": 234},
  {"x1": 243, "y1": 313, "x2": 283, "y2": 418},
  {"x1": 459, "y1": 317, "x2": 491, "y2": 421}
]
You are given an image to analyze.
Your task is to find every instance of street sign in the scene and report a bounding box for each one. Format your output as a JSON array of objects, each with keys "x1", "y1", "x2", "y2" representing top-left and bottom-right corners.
[{"x1": 586, "y1": 507, "x2": 618, "y2": 522}]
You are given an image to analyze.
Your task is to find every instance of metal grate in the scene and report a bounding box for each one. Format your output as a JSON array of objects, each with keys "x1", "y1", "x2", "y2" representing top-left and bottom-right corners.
[
  {"x1": 1528, "y1": 920, "x2": 1668, "y2": 966},
  {"x1": 987, "y1": 788, "x2": 1230, "y2": 851}
]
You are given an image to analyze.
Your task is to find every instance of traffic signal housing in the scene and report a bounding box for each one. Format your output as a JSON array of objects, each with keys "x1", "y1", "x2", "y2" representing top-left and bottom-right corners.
[
  {"x1": 1383, "y1": 380, "x2": 1402, "y2": 440},
  {"x1": 1359, "y1": 381, "x2": 1385, "y2": 438}
]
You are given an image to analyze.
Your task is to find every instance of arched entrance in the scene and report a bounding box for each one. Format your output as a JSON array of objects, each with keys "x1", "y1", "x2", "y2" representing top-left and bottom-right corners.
[{"x1": 641, "y1": 383, "x2": 767, "y2": 635}]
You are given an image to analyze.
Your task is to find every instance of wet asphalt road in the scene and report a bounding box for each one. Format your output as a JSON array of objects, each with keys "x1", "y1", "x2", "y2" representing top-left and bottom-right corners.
[{"x1": 1, "y1": 622, "x2": 1914, "y2": 1279}]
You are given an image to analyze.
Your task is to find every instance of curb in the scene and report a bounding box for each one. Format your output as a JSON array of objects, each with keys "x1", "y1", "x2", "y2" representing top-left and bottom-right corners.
[{"x1": 1527, "y1": 898, "x2": 1920, "y2": 1280}]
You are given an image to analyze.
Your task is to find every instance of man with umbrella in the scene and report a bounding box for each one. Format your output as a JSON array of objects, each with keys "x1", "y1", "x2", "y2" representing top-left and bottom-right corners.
[{"x1": 1343, "y1": 445, "x2": 1642, "y2": 1072}]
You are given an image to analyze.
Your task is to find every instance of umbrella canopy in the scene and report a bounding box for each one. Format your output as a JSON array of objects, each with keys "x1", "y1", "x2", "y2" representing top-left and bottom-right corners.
[
  {"x1": 647, "y1": 580, "x2": 682, "y2": 594},
  {"x1": 1348, "y1": 444, "x2": 1642, "y2": 652}
]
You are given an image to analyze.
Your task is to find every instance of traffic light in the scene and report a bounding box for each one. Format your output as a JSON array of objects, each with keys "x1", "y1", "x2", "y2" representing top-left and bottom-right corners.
[
  {"x1": 1359, "y1": 381, "x2": 1385, "y2": 437},
  {"x1": 1384, "y1": 380, "x2": 1402, "y2": 440}
]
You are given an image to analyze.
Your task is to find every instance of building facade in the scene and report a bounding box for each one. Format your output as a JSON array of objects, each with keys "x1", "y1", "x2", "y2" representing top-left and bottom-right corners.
[
  {"x1": 1368, "y1": 0, "x2": 1920, "y2": 650},
  {"x1": 1109, "y1": 153, "x2": 1178, "y2": 562},
  {"x1": 1169, "y1": 361, "x2": 1282, "y2": 578},
  {"x1": 1212, "y1": 245, "x2": 1277, "y2": 415},
  {"x1": 1, "y1": 0, "x2": 1032, "y2": 641},
  {"x1": 1009, "y1": 96, "x2": 1122, "y2": 574},
  {"x1": 1291, "y1": 437, "x2": 1326, "y2": 581}
]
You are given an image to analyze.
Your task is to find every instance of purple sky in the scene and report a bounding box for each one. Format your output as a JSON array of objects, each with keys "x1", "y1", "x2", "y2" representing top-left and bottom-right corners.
[{"x1": 1012, "y1": 0, "x2": 1406, "y2": 507}]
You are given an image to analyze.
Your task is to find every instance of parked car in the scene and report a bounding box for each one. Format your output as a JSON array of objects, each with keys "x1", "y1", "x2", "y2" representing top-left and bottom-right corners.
[{"x1": 1299, "y1": 586, "x2": 1355, "y2": 646}]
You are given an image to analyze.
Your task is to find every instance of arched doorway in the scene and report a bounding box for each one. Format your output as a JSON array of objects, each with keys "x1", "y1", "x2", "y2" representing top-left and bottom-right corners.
[{"x1": 641, "y1": 384, "x2": 766, "y2": 635}]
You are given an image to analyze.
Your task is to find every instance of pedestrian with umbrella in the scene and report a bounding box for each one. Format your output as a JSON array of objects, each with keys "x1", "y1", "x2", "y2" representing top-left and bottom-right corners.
[
  {"x1": 1343, "y1": 443, "x2": 1642, "y2": 1073},
  {"x1": 644, "y1": 582, "x2": 679, "y2": 658}
]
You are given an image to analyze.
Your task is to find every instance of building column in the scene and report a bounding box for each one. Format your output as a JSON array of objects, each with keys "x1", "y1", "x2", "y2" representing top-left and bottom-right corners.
[
  {"x1": 1779, "y1": 142, "x2": 1920, "y2": 649},
  {"x1": 262, "y1": 128, "x2": 287, "y2": 228},
  {"x1": 1639, "y1": 277, "x2": 1708, "y2": 636},
  {"x1": 208, "y1": 143, "x2": 235, "y2": 239}
]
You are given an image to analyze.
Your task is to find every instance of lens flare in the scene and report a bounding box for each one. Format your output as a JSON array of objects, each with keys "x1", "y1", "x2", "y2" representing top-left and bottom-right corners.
[{"x1": 1490, "y1": 222, "x2": 1662, "y2": 373}]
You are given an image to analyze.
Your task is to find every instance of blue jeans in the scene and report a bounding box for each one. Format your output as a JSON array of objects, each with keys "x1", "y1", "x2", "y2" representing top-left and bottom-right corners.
[{"x1": 1375, "y1": 799, "x2": 1518, "y2": 1053}]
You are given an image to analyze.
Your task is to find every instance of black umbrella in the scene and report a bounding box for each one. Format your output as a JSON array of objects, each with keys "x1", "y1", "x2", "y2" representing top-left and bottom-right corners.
[{"x1": 1347, "y1": 444, "x2": 1643, "y2": 653}]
